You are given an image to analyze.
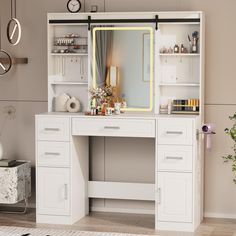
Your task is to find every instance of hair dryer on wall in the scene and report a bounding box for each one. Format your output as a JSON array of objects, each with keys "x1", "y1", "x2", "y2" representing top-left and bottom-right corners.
[{"x1": 202, "y1": 123, "x2": 216, "y2": 150}]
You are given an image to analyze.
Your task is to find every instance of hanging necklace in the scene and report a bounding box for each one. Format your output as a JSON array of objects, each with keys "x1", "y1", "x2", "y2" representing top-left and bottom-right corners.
[
  {"x1": 7, "y1": 0, "x2": 22, "y2": 45},
  {"x1": 0, "y1": 18, "x2": 12, "y2": 76}
]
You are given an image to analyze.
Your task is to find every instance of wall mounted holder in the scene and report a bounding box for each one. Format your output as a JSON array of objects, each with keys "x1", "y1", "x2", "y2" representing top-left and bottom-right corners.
[
  {"x1": 0, "y1": 57, "x2": 28, "y2": 65},
  {"x1": 7, "y1": 0, "x2": 22, "y2": 45}
]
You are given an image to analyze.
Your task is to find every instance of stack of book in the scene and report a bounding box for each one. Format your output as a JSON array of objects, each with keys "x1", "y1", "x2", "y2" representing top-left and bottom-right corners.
[{"x1": 0, "y1": 159, "x2": 17, "y2": 167}]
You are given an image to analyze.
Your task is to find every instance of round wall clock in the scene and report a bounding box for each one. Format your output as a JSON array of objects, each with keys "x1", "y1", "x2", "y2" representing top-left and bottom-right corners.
[
  {"x1": 67, "y1": 0, "x2": 82, "y2": 13},
  {"x1": 0, "y1": 50, "x2": 12, "y2": 76}
]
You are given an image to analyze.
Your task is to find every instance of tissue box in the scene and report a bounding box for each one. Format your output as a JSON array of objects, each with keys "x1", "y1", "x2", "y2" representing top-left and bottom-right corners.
[{"x1": 0, "y1": 161, "x2": 31, "y2": 204}]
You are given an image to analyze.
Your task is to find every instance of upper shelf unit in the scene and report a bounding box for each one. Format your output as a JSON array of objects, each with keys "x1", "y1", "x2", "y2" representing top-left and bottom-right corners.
[
  {"x1": 156, "y1": 22, "x2": 203, "y2": 115},
  {"x1": 47, "y1": 12, "x2": 204, "y2": 115},
  {"x1": 48, "y1": 23, "x2": 89, "y2": 112}
]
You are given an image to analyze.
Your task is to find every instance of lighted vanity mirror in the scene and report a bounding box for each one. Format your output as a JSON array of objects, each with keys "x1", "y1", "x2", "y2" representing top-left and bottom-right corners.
[{"x1": 92, "y1": 26, "x2": 153, "y2": 111}]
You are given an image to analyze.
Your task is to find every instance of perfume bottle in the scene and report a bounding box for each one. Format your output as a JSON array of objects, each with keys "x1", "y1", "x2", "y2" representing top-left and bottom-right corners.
[
  {"x1": 174, "y1": 44, "x2": 179, "y2": 53},
  {"x1": 121, "y1": 94, "x2": 127, "y2": 109}
]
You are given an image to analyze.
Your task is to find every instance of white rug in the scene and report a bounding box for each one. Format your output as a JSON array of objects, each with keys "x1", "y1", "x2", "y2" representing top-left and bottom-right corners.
[{"x1": 0, "y1": 227, "x2": 150, "y2": 236}]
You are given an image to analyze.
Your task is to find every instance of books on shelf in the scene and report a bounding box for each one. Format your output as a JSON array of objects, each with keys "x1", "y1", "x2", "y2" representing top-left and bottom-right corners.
[
  {"x1": 0, "y1": 159, "x2": 17, "y2": 167},
  {"x1": 172, "y1": 99, "x2": 199, "y2": 113}
]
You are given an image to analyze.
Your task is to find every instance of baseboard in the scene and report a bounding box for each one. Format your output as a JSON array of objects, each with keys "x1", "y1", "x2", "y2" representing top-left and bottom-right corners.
[
  {"x1": 3, "y1": 204, "x2": 235, "y2": 220},
  {"x1": 204, "y1": 212, "x2": 236, "y2": 219},
  {"x1": 90, "y1": 206, "x2": 155, "y2": 215}
]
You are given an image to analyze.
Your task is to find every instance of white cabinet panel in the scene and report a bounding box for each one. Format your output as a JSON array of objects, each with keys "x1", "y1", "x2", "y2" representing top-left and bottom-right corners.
[
  {"x1": 157, "y1": 145, "x2": 193, "y2": 172},
  {"x1": 36, "y1": 117, "x2": 70, "y2": 141},
  {"x1": 37, "y1": 141, "x2": 70, "y2": 167},
  {"x1": 157, "y1": 172, "x2": 192, "y2": 223},
  {"x1": 37, "y1": 167, "x2": 70, "y2": 216},
  {"x1": 158, "y1": 118, "x2": 193, "y2": 145},
  {"x1": 72, "y1": 118, "x2": 156, "y2": 138}
]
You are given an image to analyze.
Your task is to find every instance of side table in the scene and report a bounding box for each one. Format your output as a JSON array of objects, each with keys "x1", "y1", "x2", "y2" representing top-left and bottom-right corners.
[{"x1": 0, "y1": 161, "x2": 31, "y2": 214}]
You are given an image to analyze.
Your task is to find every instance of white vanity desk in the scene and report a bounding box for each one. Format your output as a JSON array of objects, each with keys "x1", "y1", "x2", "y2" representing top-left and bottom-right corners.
[
  {"x1": 36, "y1": 11, "x2": 205, "y2": 232},
  {"x1": 36, "y1": 112, "x2": 202, "y2": 232}
]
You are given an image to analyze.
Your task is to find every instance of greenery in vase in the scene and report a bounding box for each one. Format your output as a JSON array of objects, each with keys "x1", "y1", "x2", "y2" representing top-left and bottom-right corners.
[{"x1": 222, "y1": 112, "x2": 236, "y2": 184}]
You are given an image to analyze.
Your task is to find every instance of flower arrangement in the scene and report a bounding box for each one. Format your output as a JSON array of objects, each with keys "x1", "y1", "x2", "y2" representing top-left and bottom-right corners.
[
  {"x1": 222, "y1": 112, "x2": 236, "y2": 184},
  {"x1": 89, "y1": 86, "x2": 112, "y2": 108}
]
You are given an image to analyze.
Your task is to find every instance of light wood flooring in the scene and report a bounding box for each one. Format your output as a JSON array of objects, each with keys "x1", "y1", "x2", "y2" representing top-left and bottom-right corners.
[{"x1": 0, "y1": 209, "x2": 236, "y2": 236}]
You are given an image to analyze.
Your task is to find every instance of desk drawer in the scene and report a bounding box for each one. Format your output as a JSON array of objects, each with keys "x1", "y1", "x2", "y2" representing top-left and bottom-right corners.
[
  {"x1": 36, "y1": 117, "x2": 70, "y2": 141},
  {"x1": 157, "y1": 145, "x2": 193, "y2": 172},
  {"x1": 72, "y1": 118, "x2": 155, "y2": 138},
  {"x1": 37, "y1": 141, "x2": 70, "y2": 167},
  {"x1": 157, "y1": 118, "x2": 193, "y2": 145}
]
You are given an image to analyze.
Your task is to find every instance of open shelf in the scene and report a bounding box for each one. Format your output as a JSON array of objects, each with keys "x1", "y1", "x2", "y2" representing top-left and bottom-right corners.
[
  {"x1": 159, "y1": 83, "x2": 200, "y2": 87},
  {"x1": 50, "y1": 81, "x2": 88, "y2": 85},
  {"x1": 159, "y1": 53, "x2": 200, "y2": 57},
  {"x1": 51, "y1": 53, "x2": 88, "y2": 56},
  {"x1": 171, "y1": 111, "x2": 200, "y2": 115}
]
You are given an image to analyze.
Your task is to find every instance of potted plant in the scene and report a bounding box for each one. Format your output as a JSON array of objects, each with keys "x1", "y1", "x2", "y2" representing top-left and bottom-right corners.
[{"x1": 222, "y1": 112, "x2": 236, "y2": 183}]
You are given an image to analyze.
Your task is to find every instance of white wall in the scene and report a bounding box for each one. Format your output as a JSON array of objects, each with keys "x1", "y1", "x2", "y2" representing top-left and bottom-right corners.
[{"x1": 0, "y1": 0, "x2": 236, "y2": 218}]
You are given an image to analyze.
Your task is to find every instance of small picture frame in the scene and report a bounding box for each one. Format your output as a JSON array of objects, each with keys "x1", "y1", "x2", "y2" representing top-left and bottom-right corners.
[{"x1": 85, "y1": 0, "x2": 105, "y2": 12}]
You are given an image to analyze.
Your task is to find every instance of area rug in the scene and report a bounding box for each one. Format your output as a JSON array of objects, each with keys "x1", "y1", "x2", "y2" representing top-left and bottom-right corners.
[{"x1": 0, "y1": 227, "x2": 151, "y2": 236}]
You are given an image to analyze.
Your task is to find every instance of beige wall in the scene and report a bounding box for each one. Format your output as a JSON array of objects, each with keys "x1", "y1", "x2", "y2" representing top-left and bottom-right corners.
[{"x1": 0, "y1": 0, "x2": 236, "y2": 217}]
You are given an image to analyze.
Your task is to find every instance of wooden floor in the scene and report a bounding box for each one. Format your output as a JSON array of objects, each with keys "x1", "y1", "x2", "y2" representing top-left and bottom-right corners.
[{"x1": 0, "y1": 209, "x2": 236, "y2": 236}]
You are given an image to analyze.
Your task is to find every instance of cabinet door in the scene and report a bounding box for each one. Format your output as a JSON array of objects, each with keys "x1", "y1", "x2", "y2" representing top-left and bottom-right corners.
[
  {"x1": 37, "y1": 167, "x2": 70, "y2": 216},
  {"x1": 157, "y1": 172, "x2": 192, "y2": 223}
]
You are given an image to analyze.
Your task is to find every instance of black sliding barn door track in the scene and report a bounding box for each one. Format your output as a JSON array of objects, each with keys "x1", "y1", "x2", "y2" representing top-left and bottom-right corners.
[{"x1": 49, "y1": 15, "x2": 200, "y2": 30}]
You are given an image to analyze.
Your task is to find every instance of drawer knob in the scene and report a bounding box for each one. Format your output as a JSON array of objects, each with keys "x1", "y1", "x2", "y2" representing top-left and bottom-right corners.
[
  {"x1": 166, "y1": 131, "x2": 183, "y2": 135},
  {"x1": 165, "y1": 156, "x2": 183, "y2": 160},
  {"x1": 44, "y1": 152, "x2": 60, "y2": 156},
  {"x1": 44, "y1": 128, "x2": 60, "y2": 131},
  {"x1": 104, "y1": 126, "x2": 120, "y2": 130}
]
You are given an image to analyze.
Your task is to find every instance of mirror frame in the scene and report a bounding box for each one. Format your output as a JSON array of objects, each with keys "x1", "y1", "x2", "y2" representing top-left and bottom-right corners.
[{"x1": 92, "y1": 26, "x2": 153, "y2": 112}]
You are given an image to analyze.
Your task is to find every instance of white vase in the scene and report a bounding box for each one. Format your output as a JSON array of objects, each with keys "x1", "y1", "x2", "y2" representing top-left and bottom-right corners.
[
  {"x1": 0, "y1": 142, "x2": 3, "y2": 160},
  {"x1": 55, "y1": 93, "x2": 70, "y2": 112},
  {"x1": 66, "y1": 97, "x2": 81, "y2": 113}
]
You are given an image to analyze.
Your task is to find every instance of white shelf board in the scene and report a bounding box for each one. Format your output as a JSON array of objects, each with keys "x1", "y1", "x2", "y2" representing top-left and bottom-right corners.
[
  {"x1": 159, "y1": 53, "x2": 200, "y2": 56},
  {"x1": 50, "y1": 81, "x2": 88, "y2": 85},
  {"x1": 158, "y1": 22, "x2": 200, "y2": 25},
  {"x1": 50, "y1": 53, "x2": 88, "y2": 56},
  {"x1": 159, "y1": 83, "x2": 200, "y2": 87}
]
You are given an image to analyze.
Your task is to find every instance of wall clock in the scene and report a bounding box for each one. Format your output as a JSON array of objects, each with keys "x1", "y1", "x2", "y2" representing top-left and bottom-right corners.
[
  {"x1": 0, "y1": 50, "x2": 12, "y2": 76},
  {"x1": 67, "y1": 0, "x2": 82, "y2": 13}
]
